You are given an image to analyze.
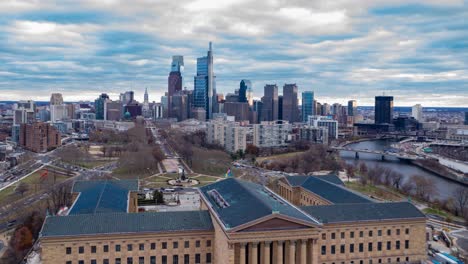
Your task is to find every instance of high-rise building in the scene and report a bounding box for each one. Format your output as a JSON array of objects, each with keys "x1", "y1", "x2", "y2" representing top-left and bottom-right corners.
[
  {"x1": 19, "y1": 122, "x2": 61, "y2": 153},
  {"x1": 206, "y1": 119, "x2": 247, "y2": 153},
  {"x1": 223, "y1": 102, "x2": 249, "y2": 122},
  {"x1": 375, "y1": 96, "x2": 394, "y2": 124},
  {"x1": 282, "y1": 84, "x2": 299, "y2": 123},
  {"x1": 253, "y1": 100, "x2": 263, "y2": 123},
  {"x1": 239, "y1": 80, "x2": 251, "y2": 103},
  {"x1": 105, "y1": 100, "x2": 123, "y2": 121},
  {"x1": 13, "y1": 100, "x2": 35, "y2": 125},
  {"x1": 120, "y1": 91, "x2": 134, "y2": 105},
  {"x1": 253, "y1": 120, "x2": 291, "y2": 147},
  {"x1": 309, "y1": 115, "x2": 339, "y2": 140},
  {"x1": 94, "y1": 93, "x2": 109, "y2": 120},
  {"x1": 278, "y1": 96, "x2": 283, "y2": 120},
  {"x1": 261, "y1": 84, "x2": 278, "y2": 121},
  {"x1": 302, "y1": 91, "x2": 314, "y2": 122},
  {"x1": 193, "y1": 42, "x2": 215, "y2": 120},
  {"x1": 50, "y1": 105, "x2": 67, "y2": 122},
  {"x1": 50, "y1": 93, "x2": 63, "y2": 106},
  {"x1": 347, "y1": 100, "x2": 357, "y2": 117},
  {"x1": 412, "y1": 104, "x2": 423, "y2": 122},
  {"x1": 465, "y1": 112, "x2": 468, "y2": 125},
  {"x1": 144, "y1": 88, "x2": 149, "y2": 104}
]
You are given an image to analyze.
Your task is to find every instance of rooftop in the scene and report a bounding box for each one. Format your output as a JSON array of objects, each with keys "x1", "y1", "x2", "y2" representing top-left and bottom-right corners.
[
  {"x1": 300, "y1": 202, "x2": 425, "y2": 223},
  {"x1": 69, "y1": 180, "x2": 139, "y2": 215},
  {"x1": 200, "y1": 178, "x2": 319, "y2": 229},
  {"x1": 285, "y1": 175, "x2": 373, "y2": 204},
  {"x1": 41, "y1": 211, "x2": 213, "y2": 238}
]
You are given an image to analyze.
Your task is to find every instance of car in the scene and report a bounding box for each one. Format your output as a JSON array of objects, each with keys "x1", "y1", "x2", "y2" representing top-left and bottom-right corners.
[{"x1": 432, "y1": 235, "x2": 439, "y2": 241}]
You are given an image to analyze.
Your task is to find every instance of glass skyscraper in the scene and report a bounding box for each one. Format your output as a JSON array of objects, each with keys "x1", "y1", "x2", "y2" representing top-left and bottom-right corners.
[
  {"x1": 239, "y1": 80, "x2": 251, "y2": 103},
  {"x1": 375, "y1": 96, "x2": 394, "y2": 124},
  {"x1": 193, "y1": 42, "x2": 215, "y2": 120},
  {"x1": 301, "y1": 91, "x2": 314, "y2": 122}
]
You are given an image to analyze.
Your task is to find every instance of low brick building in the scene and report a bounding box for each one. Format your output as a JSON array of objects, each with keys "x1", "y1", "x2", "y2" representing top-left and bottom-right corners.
[{"x1": 39, "y1": 176, "x2": 426, "y2": 264}]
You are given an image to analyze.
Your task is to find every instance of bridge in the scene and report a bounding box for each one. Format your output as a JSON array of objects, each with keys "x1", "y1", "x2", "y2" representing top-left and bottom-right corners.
[{"x1": 332, "y1": 146, "x2": 423, "y2": 161}]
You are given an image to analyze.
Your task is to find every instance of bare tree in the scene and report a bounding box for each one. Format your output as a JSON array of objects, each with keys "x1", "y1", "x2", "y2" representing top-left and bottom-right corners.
[
  {"x1": 454, "y1": 186, "x2": 468, "y2": 217},
  {"x1": 412, "y1": 175, "x2": 437, "y2": 201},
  {"x1": 47, "y1": 183, "x2": 73, "y2": 214},
  {"x1": 15, "y1": 182, "x2": 29, "y2": 197},
  {"x1": 388, "y1": 171, "x2": 404, "y2": 190}
]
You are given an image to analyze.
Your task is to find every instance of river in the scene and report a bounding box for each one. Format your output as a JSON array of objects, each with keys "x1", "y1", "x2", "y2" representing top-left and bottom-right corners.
[{"x1": 339, "y1": 139, "x2": 463, "y2": 201}]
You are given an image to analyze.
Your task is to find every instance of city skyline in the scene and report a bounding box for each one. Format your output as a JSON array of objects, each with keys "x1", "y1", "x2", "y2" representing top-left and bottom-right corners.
[{"x1": 0, "y1": 1, "x2": 467, "y2": 106}]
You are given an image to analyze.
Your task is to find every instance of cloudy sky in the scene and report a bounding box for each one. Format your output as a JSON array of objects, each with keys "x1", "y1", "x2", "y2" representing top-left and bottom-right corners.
[{"x1": 0, "y1": 0, "x2": 467, "y2": 106}]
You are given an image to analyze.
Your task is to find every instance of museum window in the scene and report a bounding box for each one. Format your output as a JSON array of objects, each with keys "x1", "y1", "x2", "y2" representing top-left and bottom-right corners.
[
  {"x1": 162, "y1": 242, "x2": 168, "y2": 249},
  {"x1": 368, "y1": 243, "x2": 373, "y2": 252},
  {"x1": 405, "y1": 228, "x2": 409, "y2": 235},
  {"x1": 103, "y1": 260, "x2": 109, "y2": 264},
  {"x1": 349, "y1": 244, "x2": 354, "y2": 253},
  {"x1": 207, "y1": 240, "x2": 212, "y2": 247},
  {"x1": 359, "y1": 243, "x2": 363, "y2": 252},
  {"x1": 396, "y1": 229, "x2": 400, "y2": 235},
  {"x1": 103, "y1": 245, "x2": 109, "y2": 252},
  {"x1": 195, "y1": 240, "x2": 200, "y2": 248},
  {"x1": 91, "y1": 260, "x2": 96, "y2": 264},
  {"x1": 369, "y1": 230, "x2": 373, "y2": 237},
  {"x1": 195, "y1": 254, "x2": 201, "y2": 263},
  {"x1": 341, "y1": 232, "x2": 345, "y2": 239},
  {"x1": 150, "y1": 256, "x2": 156, "y2": 264},
  {"x1": 115, "y1": 258, "x2": 121, "y2": 264},
  {"x1": 340, "y1": 245, "x2": 345, "y2": 254},
  {"x1": 206, "y1": 253, "x2": 212, "y2": 263},
  {"x1": 387, "y1": 229, "x2": 391, "y2": 236},
  {"x1": 127, "y1": 257, "x2": 133, "y2": 264},
  {"x1": 331, "y1": 233, "x2": 336, "y2": 239},
  {"x1": 162, "y1": 256, "x2": 167, "y2": 264},
  {"x1": 378, "y1": 230, "x2": 382, "y2": 236},
  {"x1": 405, "y1": 240, "x2": 409, "y2": 249},
  {"x1": 321, "y1": 246, "x2": 326, "y2": 255},
  {"x1": 331, "y1": 245, "x2": 336, "y2": 254},
  {"x1": 66, "y1": 247, "x2": 71, "y2": 254},
  {"x1": 184, "y1": 241, "x2": 189, "y2": 248},
  {"x1": 396, "y1": 241, "x2": 400, "y2": 250},
  {"x1": 151, "y1": 243, "x2": 156, "y2": 250},
  {"x1": 386, "y1": 241, "x2": 391, "y2": 250},
  {"x1": 359, "y1": 231, "x2": 364, "y2": 238},
  {"x1": 127, "y1": 244, "x2": 133, "y2": 251},
  {"x1": 78, "y1": 246, "x2": 84, "y2": 254},
  {"x1": 184, "y1": 254, "x2": 190, "y2": 264},
  {"x1": 139, "y1": 243, "x2": 144, "y2": 250},
  {"x1": 116, "y1": 245, "x2": 121, "y2": 252},
  {"x1": 91, "y1": 246, "x2": 96, "y2": 253},
  {"x1": 377, "y1": 242, "x2": 382, "y2": 251},
  {"x1": 173, "y1": 241, "x2": 179, "y2": 249},
  {"x1": 139, "y1": 257, "x2": 144, "y2": 264},
  {"x1": 322, "y1": 233, "x2": 326, "y2": 240},
  {"x1": 350, "y1": 231, "x2": 354, "y2": 238}
]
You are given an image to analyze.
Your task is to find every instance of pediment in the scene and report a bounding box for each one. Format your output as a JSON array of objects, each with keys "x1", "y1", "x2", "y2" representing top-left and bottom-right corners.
[{"x1": 233, "y1": 214, "x2": 318, "y2": 233}]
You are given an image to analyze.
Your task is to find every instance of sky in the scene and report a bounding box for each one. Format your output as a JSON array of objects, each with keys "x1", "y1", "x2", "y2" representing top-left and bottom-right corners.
[{"x1": 0, "y1": 0, "x2": 467, "y2": 106}]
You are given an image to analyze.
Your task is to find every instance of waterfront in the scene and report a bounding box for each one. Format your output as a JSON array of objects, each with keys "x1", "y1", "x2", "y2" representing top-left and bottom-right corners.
[{"x1": 340, "y1": 139, "x2": 463, "y2": 201}]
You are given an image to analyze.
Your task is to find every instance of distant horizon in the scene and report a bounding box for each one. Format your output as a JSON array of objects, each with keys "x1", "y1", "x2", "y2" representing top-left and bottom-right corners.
[
  {"x1": 1, "y1": 100, "x2": 468, "y2": 110},
  {"x1": 0, "y1": 1, "x2": 467, "y2": 107}
]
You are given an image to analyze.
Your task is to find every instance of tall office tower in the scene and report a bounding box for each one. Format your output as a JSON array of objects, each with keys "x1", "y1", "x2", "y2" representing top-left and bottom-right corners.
[
  {"x1": 14, "y1": 100, "x2": 35, "y2": 125},
  {"x1": 50, "y1": 93, "x2": 63, "y2": 106},
  {"x1": 278, "y1": 96, "x2": 283, "y2": 120},
  {"x1": 120, "y1": 91, "x2": 134, "y2": 105},
  {"x1": 94, "y1": 93, "x2": 109, "y2": 120},
  {"x1": 261, "y1": 84, "x2": 278, "y2": 121},
  {"x1": 193, "y1": 42, "x2": 215, "y2": 120},
  {"x1": 302, "y1": 91, "x2": 314, "y2": 122},
  {"x1": 168, "y1": 56, "x2": 184, "y2": 97},
  {"x1": 282, "y1": 84, "x2": 299, "y2": 123},
  {"x1": 465, "y1": 112, "x2": 468, "y2": 125},
  {"x1": 239, "y1": 80, "x2": 251, "y2": 103},
  {"x1": 66, "y1": 104, "x2": 76, "y2": 119},
  {"x1": 105, "y1": 100, "x2": 123, "y2": 121},
  {"x1": 412, "y1": 104, "x2": 423, "y2": 122},
  {"x1": 253, "y1": 100, "x2": 263, "y2": 123},
  {"x1": 375, "y1": 96, "x2": 394, "y2": 124},
  {"x1": 322, "y1": 103, "x2": 331, "y2": 116},
  {"x1": 348, "y1": 100, "x2": 357, "y2": 116}
]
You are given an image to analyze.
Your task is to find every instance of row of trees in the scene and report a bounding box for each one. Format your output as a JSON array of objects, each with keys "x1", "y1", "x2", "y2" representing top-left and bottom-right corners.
[{"x1": 115, "y1": 124, "x2": 164, "y2": 176}]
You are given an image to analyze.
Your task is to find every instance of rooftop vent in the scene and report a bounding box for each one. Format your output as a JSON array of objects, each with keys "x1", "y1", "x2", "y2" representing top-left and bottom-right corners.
[{"x1": 207, "y1": 189, "x2": 230, "y2": 209}]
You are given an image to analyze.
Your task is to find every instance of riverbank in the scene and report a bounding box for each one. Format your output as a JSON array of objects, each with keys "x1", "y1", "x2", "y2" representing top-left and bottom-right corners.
[{"x1": 410, "y1": 160, "x2": 468, "y2": 187}]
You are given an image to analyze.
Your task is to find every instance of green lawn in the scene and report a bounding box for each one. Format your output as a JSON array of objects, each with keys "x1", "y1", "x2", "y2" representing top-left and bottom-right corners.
[
  {"x1": 423, "y1": 208, "x2": 449, "y2": 218},
  {"x1": 345, "y1": 182, "x2": 404, "y2": 201},
  {"x1": 0, "y1": 168, "x2": 70, "y2": 204},
  {"x1": 66, "y1": 160, "x2": 112, "y2": 169},
  {"x1": 193, "y1": 175, "x2": 223, "y2": 182},
  {"x1": 256, "y1": 151, "x2": 306, "y2": 163}
]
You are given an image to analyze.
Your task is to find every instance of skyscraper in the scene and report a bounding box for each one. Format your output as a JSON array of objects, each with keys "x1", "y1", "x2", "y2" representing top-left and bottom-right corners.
[
  {"x1": 193, "y1": 42, "x2": 215, "y2": 120},
  {"x1": 375, "y1": 96, "x2": 394, "y2": 124},
  {"x1": 144, "y1": 88, "x2": 149, "y2": 104},
  {"x1": 282, "y1": 84, "x2": 299, "y2": 123},
  {"x1": 94, "y1": 93, "x2": 109, "y2": 120},
  {"x1": 412, "y1": 104, "x2": 423, "y2": 122},
  {"x1": 302, "y1": 91, "x2": 314, "y2": 122},
  {"x1": 50, "y1": 93, "x2": 63, "y2": 106},
  {"x1": 168, "y1": 56, "x2": 184, "y2": 97},
  {"x1": 465, "y1": 112, "x2": 468, "y2": 125},
  {"x1": 120, "y1": 91, "x2": 134, "y2": 105},
  {"x1": 261, "y1": 84, "x2": 278, "y2": 121},
  {"x1": 239, "y1": 80, "x2": 251, "y2": 103},
  {"x1": 347, "y1": 100, "x2": 357, "y2": 117}
]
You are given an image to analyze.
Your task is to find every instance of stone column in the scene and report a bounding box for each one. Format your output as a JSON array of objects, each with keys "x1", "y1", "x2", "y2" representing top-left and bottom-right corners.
[
  {"x1": 287, "y1": 240, "x2": 296, "y2": 264},
  {"x1": 274, "y1": 241, "x2": 283, "y2": 264},
  {"x1": 299, "y1": 240, "x2": 307, "y2": 264},
  {"x1": 311, "y1": 239, "x2": 318, "y2": 264},
  {"x1": 239, "y1": 243, "x2": 246, "y2": 264},
  {"x1": 262, "y1": 241, "x2": 271, "y2": 264},
  {"x1": 306, "y1": 240, "x2": 313, "y2": 264},
  {"x1": 250, "y1": 242, "x2": 259, "y2": 264}
]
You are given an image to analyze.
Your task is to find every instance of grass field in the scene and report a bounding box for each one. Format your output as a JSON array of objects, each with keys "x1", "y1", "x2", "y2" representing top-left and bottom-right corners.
[
  {"x1": 0, "y1": 167, "x2": 70, "y2": 203},
  {"x1": 191, "y1": 147, "x2": 232, "y2": 176},
  {"x1": 345, "y1": 181, "x2": 404, "y2": 201},
  {"x1": 256, "y1": 151, "x2": 306, "y2": 163}
]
